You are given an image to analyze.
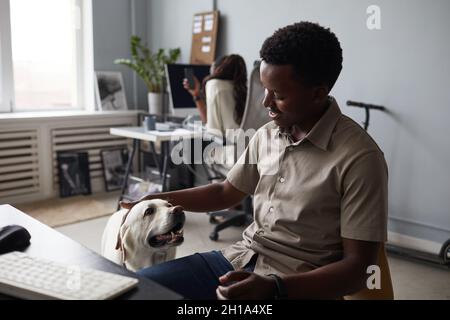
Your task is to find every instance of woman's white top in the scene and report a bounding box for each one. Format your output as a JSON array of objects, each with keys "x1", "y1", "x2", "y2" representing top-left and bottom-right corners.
[
  {"x1": 205, "y1": 79, "x2": 240, "y2": 136},
  {"x1": 205, "y1": 79, "x2": 241, "y2": 169}
]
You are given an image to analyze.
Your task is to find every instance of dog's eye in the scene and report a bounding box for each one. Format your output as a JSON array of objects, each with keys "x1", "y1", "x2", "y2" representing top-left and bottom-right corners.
[{"x1": 144, "y1": 207, "x2": 155, "y2": 217}]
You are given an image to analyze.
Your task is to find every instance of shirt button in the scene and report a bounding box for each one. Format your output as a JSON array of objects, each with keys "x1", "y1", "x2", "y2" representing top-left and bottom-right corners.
[
  {"x1": 279, "y1": 177, "x2": 285, "y2": 183},
  {"x1": 269, "y1": 207, "x2": 274, "y2": 213}
]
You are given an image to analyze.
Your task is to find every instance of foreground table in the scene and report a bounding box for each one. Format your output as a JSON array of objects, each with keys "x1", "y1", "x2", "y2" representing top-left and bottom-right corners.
[{"x1": 0, "y1": 204, "x2": 183, "y2": 300}]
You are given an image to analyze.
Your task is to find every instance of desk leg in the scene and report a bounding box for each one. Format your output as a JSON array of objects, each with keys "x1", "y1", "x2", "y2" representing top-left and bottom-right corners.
[
  {"x1": 149, "y1": 141, "x2": 161, "y2": 173},
  {"x1": 161, "y1": 141, "x2": 170, "y2": 192},
  {"x1": 118, "y1": 138, "x2": 138, "y2": 210}
]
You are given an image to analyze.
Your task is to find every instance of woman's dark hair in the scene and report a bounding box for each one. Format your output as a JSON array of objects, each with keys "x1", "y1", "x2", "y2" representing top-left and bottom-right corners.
[
  {"x1": 204, "y1": 54, "x2": 247, "y2": 124},
  {"x1": 260, "y1": 21, "x2": 343, "y2": 92}
]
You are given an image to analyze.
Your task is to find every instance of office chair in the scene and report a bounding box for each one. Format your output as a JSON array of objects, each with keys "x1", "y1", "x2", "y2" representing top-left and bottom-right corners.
[
  {"x1": 205, "y1": 60, "x2": 270, "y2": 241},
  {"x1": 345, "y1": 244, "x2": 394, "y2": 300}
]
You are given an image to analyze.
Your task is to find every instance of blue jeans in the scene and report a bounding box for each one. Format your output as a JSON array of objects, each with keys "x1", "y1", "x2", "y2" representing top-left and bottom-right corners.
[{"x1": 137, "y1": 251, "x2": 256, "y2": 300}]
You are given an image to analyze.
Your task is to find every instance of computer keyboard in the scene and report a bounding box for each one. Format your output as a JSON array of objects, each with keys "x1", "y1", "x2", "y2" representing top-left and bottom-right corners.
[{"x1": 0, "y1": 251, "x2": 139, "y2": 300}]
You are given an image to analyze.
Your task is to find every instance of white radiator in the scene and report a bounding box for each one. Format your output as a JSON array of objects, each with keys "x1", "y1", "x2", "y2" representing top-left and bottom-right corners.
[
  {"x1": 0, "y1": 111, "x2": 138, "y2": 204},
  {"x1": 0, "y1": 129, "x2": 40, "y2": 199}
]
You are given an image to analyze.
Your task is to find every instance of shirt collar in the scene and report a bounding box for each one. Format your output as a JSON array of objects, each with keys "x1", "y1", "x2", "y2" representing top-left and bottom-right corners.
[
  {"x1": 277, "y1": 96, "x2": 341, "y2": 151},
  {"x1": 305, "y1": 96, "x2": 341, "y2": 151}
]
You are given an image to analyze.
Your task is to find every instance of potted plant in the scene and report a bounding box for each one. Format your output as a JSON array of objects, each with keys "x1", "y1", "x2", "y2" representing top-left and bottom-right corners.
[{"x1": 115, "y1": 36, "x2": 181, "y2": 115}]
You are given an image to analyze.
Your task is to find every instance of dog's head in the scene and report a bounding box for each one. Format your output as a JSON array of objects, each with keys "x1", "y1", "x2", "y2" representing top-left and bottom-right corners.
[{"x1": 117, "y1": 199, "x2": 185, "y2": 254}]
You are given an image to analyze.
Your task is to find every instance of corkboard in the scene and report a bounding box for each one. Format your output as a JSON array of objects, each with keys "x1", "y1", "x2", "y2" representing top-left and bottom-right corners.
[{"x1": 190, "y1": 11, "x2": 219, "y2": 65}]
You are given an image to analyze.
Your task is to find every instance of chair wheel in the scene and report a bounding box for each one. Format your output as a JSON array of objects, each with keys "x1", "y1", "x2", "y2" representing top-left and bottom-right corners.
[
  {"x1": 209, "y1": 215, "x2": 225, "y2": 224},
  {"x1": 209, "y1": 216, "x2": 218, "y2": 224},
  {"x1": 443, "y1": 242, "x2": 450, "y2": 264},
  {"x1": 209, "y1": 232, "x2": 219, "y2": 241}
]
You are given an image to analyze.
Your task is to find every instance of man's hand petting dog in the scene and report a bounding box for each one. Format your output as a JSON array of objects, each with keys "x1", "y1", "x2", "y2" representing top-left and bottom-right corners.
[{"x1": 216, "y1": 271, "x2": 277, "y2": 300}]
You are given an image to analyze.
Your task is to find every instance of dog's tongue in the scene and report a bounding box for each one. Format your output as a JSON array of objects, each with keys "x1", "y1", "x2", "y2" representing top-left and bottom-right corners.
[
  {"x1": 156, "y1": 233, "x2": 172, "y2": 241},
  {"x1": 156, "y1": 230, "x2": 183, "y2": 244}
]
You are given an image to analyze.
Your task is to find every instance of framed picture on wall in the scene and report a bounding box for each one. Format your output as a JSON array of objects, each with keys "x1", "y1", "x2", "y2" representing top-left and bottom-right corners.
[
  {"x1": 57, "y1": 152, "x2": 92, "y2": 198},
  {"x1": 100, "y1": 147, "x2": 129, "y2": 192},
  {"x1": 95, "y1": 71, "x2": 128, "y2": 111}
]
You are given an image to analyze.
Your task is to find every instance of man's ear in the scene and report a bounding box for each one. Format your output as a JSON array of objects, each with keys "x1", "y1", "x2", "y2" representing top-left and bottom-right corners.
[{"x1": 313, "y1": 85, "x2": 329, "y2": 104}]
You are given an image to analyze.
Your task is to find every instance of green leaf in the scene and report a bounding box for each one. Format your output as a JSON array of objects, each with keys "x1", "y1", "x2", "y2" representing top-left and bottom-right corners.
[{"x1": 114, "y1": 37, "x2": 181, "y2": 93}]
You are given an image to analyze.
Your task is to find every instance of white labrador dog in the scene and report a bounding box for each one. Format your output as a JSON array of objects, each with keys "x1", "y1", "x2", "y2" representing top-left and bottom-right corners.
[{"x1": 101, "y1": 199, "x2": 185, "y2": 272}]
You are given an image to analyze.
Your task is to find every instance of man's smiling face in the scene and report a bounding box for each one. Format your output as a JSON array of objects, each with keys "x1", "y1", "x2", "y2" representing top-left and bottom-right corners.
[{"x1": 260, "y1": 60, "x2": 319, "y2": 130}]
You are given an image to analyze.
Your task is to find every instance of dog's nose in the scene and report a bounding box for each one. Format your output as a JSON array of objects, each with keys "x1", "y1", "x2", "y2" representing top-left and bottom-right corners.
[{"x1": 170, "y1": 205, "x2": 184, "y2": 215}]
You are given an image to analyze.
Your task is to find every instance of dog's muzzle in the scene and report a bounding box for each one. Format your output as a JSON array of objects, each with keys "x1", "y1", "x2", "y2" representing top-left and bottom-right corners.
[{"x1": 148, "y1": 207, "x2": 186, "y2": 248}]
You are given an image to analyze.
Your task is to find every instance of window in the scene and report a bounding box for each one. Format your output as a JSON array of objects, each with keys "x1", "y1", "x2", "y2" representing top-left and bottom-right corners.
[{"x1": 0, "y1": 0, "x2": 94, "y2": 112}]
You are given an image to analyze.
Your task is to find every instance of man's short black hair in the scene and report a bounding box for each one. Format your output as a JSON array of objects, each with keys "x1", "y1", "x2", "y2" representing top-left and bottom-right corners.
[{"x1": 260, "y1": 21, "x2": 343, "y2": 92}]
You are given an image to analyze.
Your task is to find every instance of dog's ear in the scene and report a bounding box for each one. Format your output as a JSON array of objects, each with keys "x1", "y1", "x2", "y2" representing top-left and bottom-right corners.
[
  {"x1": 118, "y1": 227, "x2": 130, "y2": 263},
  {"x1": 119, "y1": 225, "x2": 137, "y2": 265},
  {"x1": 115, "y1": 234, "x2": 122, "y2": 250},
  {"x1": 120, "y1": 208, "x2": 132, "y2": 226},
  {"x1": 115, "y1": 209, "x2": 131, "y2": 250}
]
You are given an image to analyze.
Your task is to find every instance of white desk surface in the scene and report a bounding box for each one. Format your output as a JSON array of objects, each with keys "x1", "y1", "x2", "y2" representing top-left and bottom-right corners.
[{"x1": 110, "y1": 126, "x2": 203, "y2": 143}]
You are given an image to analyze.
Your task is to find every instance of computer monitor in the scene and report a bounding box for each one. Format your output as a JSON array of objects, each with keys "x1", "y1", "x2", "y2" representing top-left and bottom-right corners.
[{"x1": 165, "y1": 63, "x2": 211, "y2": 117}]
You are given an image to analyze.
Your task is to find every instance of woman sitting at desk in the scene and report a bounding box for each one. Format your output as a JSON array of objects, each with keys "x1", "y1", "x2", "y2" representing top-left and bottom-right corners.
[{"x1": 183, "y1": 54, "x2": 248, "y2": 135}]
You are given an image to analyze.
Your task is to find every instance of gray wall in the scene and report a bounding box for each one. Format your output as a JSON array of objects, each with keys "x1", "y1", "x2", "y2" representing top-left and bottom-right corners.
[
  {"x1": 147, "y1": 0, "x2": 450, "y2": 245},
  {"x1": 93, "y1": 0, "x2": 148, "y2": 110},
  {"x1": 147, "y1": 0, "x2": 215, "y2": 63}
]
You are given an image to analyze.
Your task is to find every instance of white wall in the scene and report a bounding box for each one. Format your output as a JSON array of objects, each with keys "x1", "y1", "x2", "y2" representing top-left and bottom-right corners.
[{"x1": 147, "y1": 0, "x2": 450, "y2": 245}]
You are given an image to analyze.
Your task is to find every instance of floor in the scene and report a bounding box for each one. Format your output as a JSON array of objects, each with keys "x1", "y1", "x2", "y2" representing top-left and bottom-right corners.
[{"x1": 56, "y1": 212, "x2": 450, "y2": 300}]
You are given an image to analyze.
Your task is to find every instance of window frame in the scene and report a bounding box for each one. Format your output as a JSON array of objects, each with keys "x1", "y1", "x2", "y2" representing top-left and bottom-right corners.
[{"x1": 0, "y1": 0, "x2": 14, "y2": 112}]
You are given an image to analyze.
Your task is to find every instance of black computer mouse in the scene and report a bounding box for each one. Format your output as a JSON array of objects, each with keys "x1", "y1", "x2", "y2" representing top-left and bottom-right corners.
[{"x1": 0, "y1": 225, "x2": 31, "y2": 254}]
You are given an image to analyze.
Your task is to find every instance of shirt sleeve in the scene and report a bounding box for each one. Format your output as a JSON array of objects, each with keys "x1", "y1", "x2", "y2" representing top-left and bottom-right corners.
[
  {"x1": 340, "y1": 151, "x2": 388, "y2": 242},
  {"x1": 226, "y1": 132, "x2": 260, "y2": 195}
]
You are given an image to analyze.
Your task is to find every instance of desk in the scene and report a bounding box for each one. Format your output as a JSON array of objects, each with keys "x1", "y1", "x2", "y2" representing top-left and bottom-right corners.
[
  {"x1": 110, "y1": 127, "x2": 202, "y2": 207},
  {"x1": 0, "y1": 204, "x2": 182, "y2": 300}
]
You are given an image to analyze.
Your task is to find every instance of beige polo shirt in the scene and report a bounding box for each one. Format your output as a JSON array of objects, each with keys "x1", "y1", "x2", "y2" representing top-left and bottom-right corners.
[{"x1": 221, "y1": 97, "x2": 388, "y2": 276}]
